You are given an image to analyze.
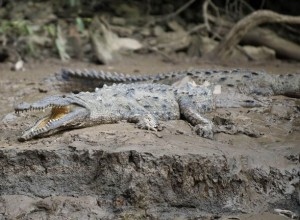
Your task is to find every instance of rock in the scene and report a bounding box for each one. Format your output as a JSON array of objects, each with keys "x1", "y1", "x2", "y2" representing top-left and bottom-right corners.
[
  {"x1": 156, "y1": 32, "x2": 191, "y2": 52},
  {"x1": 153, "y1": 25, "x2": 165, "y2": 37},
  {"x1": 118, "y1": 38, "x2": 142, "y2": 50},
  {"x1": 243, "y1": 45, "x2": 276, "y2": 61},
  {"x1": 10, "y1": 60, "x2": 25, "y2": 71}
]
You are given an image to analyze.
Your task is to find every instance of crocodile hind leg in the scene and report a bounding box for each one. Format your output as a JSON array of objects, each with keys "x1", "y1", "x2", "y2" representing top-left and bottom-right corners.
[{"x1": 178, "y1": 100, "x2": 214, "y2": 139}]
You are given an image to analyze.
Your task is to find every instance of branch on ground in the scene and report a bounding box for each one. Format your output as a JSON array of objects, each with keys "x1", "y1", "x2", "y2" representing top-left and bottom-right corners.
[
  {"x1": 205, "y1": 10, "x2": 300, "y2": 60},
  {"x1": 243, "y1": 28, "x2": 300, "y2": 61}
]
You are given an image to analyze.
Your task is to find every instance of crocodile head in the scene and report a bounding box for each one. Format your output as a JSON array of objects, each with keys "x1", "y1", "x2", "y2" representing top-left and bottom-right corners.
[{"x1": 15, "y1": 94, "x2": 89, "y2": 141}]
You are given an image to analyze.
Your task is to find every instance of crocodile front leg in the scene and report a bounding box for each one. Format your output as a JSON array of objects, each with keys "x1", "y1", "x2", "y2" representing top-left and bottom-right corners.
[{"x1": 180, "y1": 106, "x2": 214, "y2": 139}]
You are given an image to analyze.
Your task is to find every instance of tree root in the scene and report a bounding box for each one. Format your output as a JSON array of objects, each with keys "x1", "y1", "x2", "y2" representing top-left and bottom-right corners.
[
  {"x1": 243, "y1": 28, "x2": 300, "y2": 61},
  {"x1": 206, "y1": 10, "x2": 300, "y2": 60}
]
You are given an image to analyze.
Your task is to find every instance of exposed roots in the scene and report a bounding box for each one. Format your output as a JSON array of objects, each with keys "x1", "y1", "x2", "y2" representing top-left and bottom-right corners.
[{"x1": 206, "y1": 10, "x2": 300, "y2": 60}]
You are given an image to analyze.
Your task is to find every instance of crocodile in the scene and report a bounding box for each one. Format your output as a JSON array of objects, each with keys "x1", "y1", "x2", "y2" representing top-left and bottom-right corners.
[
  {"x1": 53, "y1": 68, "x2": 300, "y2": 98},
  {"x1": 16, "y1": 67, "x2": 299, "y2": 141},
  {"x1": 16, "y1": 83, "x2": 219, "y2": 141}
]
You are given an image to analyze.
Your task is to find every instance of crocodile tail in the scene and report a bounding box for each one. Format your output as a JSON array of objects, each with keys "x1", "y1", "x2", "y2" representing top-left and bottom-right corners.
[{"x1": 60, "y1": 68, "x2": 155, "y2": 83}]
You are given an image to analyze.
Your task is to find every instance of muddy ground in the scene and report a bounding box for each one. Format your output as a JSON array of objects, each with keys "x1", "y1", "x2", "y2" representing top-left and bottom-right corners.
[{"x1": 0, "y1": 54, "x2": 299, "y2": 219}]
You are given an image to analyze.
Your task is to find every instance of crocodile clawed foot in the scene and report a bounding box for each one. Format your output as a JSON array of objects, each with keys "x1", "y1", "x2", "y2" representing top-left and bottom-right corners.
[
  {"x1": 194, "y1": 124, "x2": 214, "y2": 139},
  {"x1": 136, "y1": 122, "x2": 157, "y2": 131},
  {"x1": 134, "y1": 114, "x2": 158, "y2": 131}
]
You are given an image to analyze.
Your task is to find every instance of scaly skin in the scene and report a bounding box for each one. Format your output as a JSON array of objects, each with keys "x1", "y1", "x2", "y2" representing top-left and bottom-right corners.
[
  {"x1": 17, "y1": 68, "x2": 299, "y2": 141},
  {"x1": 54, "y1": 68, "x2": 300, "y2": 98},
  {"x1": 15, "y1": 83, "x2": 218, "y2": 141}
]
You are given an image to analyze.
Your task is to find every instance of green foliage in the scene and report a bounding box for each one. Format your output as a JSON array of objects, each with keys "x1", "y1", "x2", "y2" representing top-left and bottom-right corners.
[
  {"x1": 0, "y1": 20, "x2": 31, "y2": 35},
  {"x1": 76, "y1": 17, "x2": 85, "y2": 33},
  {"x1": 0, "y1": 16, "x2": 93, "y2": 60},
  {"x1": 0, "y1": 20, "x2": 36, "y2": 55},
  {"x1": 44, "y1": 24, "x2": 56, "y2": 38}
]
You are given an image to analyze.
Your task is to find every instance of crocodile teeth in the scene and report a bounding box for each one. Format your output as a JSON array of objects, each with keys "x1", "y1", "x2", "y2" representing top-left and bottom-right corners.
[{"x1": 46, "y1": 121, "x2": 52, "y2": 127}]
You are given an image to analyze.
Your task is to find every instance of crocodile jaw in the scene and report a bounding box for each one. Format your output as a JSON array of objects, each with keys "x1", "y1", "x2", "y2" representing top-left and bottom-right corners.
[{"x1": 15, "y1": 104, "x2": 88, "y2": 141}]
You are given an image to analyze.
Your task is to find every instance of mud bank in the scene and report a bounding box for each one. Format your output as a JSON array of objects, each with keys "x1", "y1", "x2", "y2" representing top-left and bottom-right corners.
[
  {"x1": 0, "y1": 139, "x2": 299, "y2": 219},
  {"x1": 0, "y1": 114, "x2": 299, "y2": 219},
  {"x1": 0, "y1": 57, "x2": 300, "y2": 219}
]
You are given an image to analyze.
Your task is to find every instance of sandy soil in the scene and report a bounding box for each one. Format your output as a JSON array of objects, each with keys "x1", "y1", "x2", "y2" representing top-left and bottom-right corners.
[{"x1": 0, "y1": 54, "x2": 299, "y2": 219}]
